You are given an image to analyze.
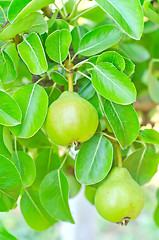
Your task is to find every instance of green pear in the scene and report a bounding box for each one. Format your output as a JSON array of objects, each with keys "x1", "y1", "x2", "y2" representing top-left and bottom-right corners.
[
  {"x1": 45, "y1": 91, "x2": 99, "y2": 146},
  {"x1": 95, "y1": 167, "x2": 145, "y2": 225}
]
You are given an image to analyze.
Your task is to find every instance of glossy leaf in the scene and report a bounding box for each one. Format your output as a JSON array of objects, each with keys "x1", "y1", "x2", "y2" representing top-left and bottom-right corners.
[
  {"x1": 0, "y1": 50, "x2": 17, "y2": 83},
  {"x1": 45, "y1": 29, "x2": 72, "y2": 63},
  {"x1": 140, "y1": 129, "x2": 159, "y2": 144},
  {"x1": 0, "y1": 91, "x2": 21, "y2": 126},
  {"x1": 20, "y1": 189, "x2": 56, "y2": 232},
  {"x1": 94, "y1": 0, "x2": 144, "y2": 40},
  {"x1": 40, "y1": 169, "x2": 74, "y2": 223},
  {"x1": 78, "y1": 25, "x2": 122, "y2": 57},
  {"x1": 8, "y1": 0, "x2": 55, "y2": 22},
  {"x1": 0, "y1": 12, "x2": 47, "y2": 41},
  {"x1": 91, "y1": 62, "x2": 136, "y2": 104},
  {"x1": 86, "y1": 56, "x2": 98, "y2": 74},
  {"x1": 0, "y1": 2, "x2": 10, "y2": 24},
  {"x1": 76, "y1": 5, "x2": 106, "y2": 24},
  {"x1": 97, "y1": 51, "x2": 125, "y2": 71},
  {"x1": 123, "y1": 57, "x2": 135, "y2": 76},
  {"x1": 3, "y1": 127, "x2": 13, "y2": 154},
  {"x1": 75, "y1": 134, "x2": 113, "y2": 185},
  {"x1": 144, "y1": 0, "x2": 159, "y2": 24},
  {"x1": 0, "y1": 155, "x2": 22, "y2": 211},
  {"x1": 123, "y1": 147, "x2": 159, "y2": 185},
  {"x1": 0, "y1": 125, "x2": 11, "y2": 159},
  {"x1": 120, "y1": 43, "x2": 150, "y2": 63},
  {"x1": 0, "y1": 221, "x2": 17, "y2": 240},
  {"x1": 32, "y1": 148, "x2": 60, "y2": 190},
  {"x1": 12, "y1": 151, "x2": 36, "y2": 187},
  {"x1": 52, "y1": 71, "x2": 68, "y2": 86},
  {"x1": 18, "y1": 33, "x2": 47, "y2": 75},
  {"x1": 18, "y1": 129, "x2": 51, "y2": 148},
  {"x1": 104, "y1": 100, "x2": 140, "y2": 149},
  {"x1": 71, "y1": 26, "x2": 87, "y2": 53},
  {"x1": 48, "y1": 19, "x2": 70, "y2": 35},
  {"x1": 77, "y1": 78, "x2": 96, "y2": 100},
  {"x1": 10, "y1": 84, "x2": 48, "y2": 138}
]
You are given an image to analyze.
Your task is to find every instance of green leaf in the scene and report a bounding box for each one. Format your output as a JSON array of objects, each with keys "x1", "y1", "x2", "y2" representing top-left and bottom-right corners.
[
  {"x1": 71, "y1": 26, "x2": 87, "y2": 53},
  {"x1": 85, "y1": 185, "x2": 96, "y2": 205},
  {"x1": 77, "y1": 25, "x2": 122, "y2": 57},
  {"x1": 32, "y1": 148, "x2": 60, "y2": 190},
  {"x1": 104, "y1": 100, "x2": 140, "y2": 149},
  {"x1": 40, "y1": 169, "x2": 74, "y2": 223},
  {"x1": 77, "y1": 77, "x2": 96, "y2": 100},
  {"x1": 123, "y1": 147, "x2": 159, "y2": 185},
  {"x1": 0, "y1": 125, "x2": 11, "y2": 158},
  {"x1": 89, "y1": 94, "x2": 104, "y2": 119},
  {"x1": 0, "y1": 221, "x2": 18, "y2": 240},
  {"x1": 47, "y1": 10, "x2": 58, "y2": 29},
  {"x1": 140, "y1": 129, "x2": 159, "y2": 144},
  {"x1": 144, "y1": 0, "x2": 159, "y2": 24},
  {"x1": 0, "y1": 1, "x2": 10, "y2": 24},
  {"x1": 0, "y1": 155, "x2": 22, "y2": 211},
  {"x1": 8, "y1": 0, "x2": 55, "y2": 22},
  {"x1": 10, "y1": 84, "x2": 48, "y2": 138},
  {"x1": 52, "y1": 71, "x2": 68, "y2": 86},
  {"x1": 123, "y1": 57, "x2": 135, "y2": 76},
  {"x1": 75, "y1": 134, "x2": 113, "y2": 185},
  {"x1": 18, "y1": 33, "x2": 48, "y2": 75},
  {"x1": 0, "y1": 12, "x2": 48, "y2": 41},
  {"x1": 91, "y1": 62, "x2": 136, "y2": 104},
  {"x1": 45, "y1": 29, "x2": 72, "y2": 63},
  {"x1": 94, "y1": 0, "x2": 144, "y2": 40},
  {"x1": 5, "y1": 43, "x2": 19, "y2": 69},
  {"x1": 45, "y1": 86, "x2": 62, "y2": 106},
  {"x1": 48, "y1": 19, "x2": 70, "y2": 35},
  {"x1": 0, "y1": 50, "x2": 17, "y2": 83},
  {"x1": 12, "y1": 151, "x2": 36, "y2": 187},
  {"x1": 120, "y1": 43, "x2": 150, "y2": 63},
  {"x1": 148, "y1": 59, "x2": 159, "y2": 103},
  {"x1": 97, "y1": 51, "x2": 125, "y2": 71},
  {"x1": 3, "y1": 127, "x2": 13, "y2": 154},
  {"x1": 20, "y1": 189, "x2": 56, "y2": 231},
  {"x1": 0, "y1": 90, "x2": 21, "y2": 126},
  {"x1": 75, "y1": 5, "x2": 106, "y2": 24},
  {"x1": 17, "y1": 129, "x2": 51, "y2": 149}
]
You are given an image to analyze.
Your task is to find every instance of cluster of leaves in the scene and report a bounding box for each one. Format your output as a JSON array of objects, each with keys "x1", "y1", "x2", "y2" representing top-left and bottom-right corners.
[{"x1": 0, "y1": 0, "x2": 159, "y2": 237}]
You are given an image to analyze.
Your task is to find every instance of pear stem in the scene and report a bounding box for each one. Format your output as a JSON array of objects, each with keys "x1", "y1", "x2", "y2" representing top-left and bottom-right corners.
[
  {"x1": 65, "y1": 59, "x2": 74, "y2": 92},
  {"x1": 115, "y1": 142, "x2": 122, "y2": 167}
]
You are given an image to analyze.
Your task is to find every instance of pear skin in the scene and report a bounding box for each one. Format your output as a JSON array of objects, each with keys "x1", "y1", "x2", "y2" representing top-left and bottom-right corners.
[
  {"x1": 95, "y1": 167, "x2": 145, "y2": 224},
  {"x1": 45, "y1": 91, "x2": 98, "y2": 146}
]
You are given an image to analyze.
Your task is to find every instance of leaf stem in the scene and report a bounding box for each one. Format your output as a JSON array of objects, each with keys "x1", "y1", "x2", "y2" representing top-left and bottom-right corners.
[
  {"x1": 78, "y1": 71, "x2": 91, "y2": 80},
  {"x1": 59, "y1": 148, "x2": 70, "y2": 170},
  {"x1": 0, "y1": 6, "x2": 7, "y2": 22},
  {"x1": 60, "y1": 0, "x2": 68, "y2": 17},
  {"x1": 1, "y1": 40, "x2": 13, "y2": 51},
  {"x1": 72, "y1": 59, "x2": 88, "y2": 70},
  {"x1": 54, "y1": 3, "x2": 66, "y2": 19},
  {"x1": 114, "y1": 142, "x2": 123, "y2": 167},
  {"x1": 65, "y1": 60, "x2": 74, "y2": 92},
  {"x1": 102, "y1": 132, "x2": 117, "y2": 142},
  {"x1": 35, "y1": 77, "x2": 46, "y2": 85}
]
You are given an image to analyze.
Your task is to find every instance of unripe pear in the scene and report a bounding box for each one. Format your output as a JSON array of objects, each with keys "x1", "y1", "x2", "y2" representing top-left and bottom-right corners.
[
  {"x1": 45, "y1": 91, "x2": 99, "y2": 146},
  {"x1": 95, "y1": 167, "x2": 145, "y2": 225}
]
